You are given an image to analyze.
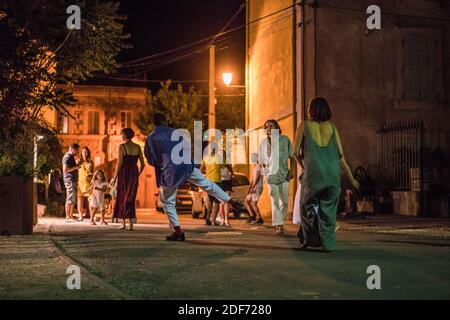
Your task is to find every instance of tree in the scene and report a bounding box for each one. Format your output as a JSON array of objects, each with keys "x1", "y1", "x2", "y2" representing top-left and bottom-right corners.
[
  {"x1": 0, "y1": 0, "x2": 130, "y2": 124},
  {"x1": 135, "y1": 80, "x2": 204, "y2": 136},
  {"x1": 0, "y1": 1, "x2": 129, "y2": 178},
  {"x1": 215, "y1": 95, "x2": 245, "y2": 132}
]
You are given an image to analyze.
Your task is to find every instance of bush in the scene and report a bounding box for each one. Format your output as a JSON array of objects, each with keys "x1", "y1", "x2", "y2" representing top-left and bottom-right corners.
[{"x1": 0, "y1": 122, "x2": 62, "y2": 180}]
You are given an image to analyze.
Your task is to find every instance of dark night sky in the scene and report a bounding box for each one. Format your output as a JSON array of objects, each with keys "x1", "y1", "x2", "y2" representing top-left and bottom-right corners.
[{"x1": 97, "y1": 0, "x2": 246, "y2": 92}]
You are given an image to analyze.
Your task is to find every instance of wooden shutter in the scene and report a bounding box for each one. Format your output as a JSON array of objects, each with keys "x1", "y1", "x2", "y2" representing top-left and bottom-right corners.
[
  {"x1": 94, "y1": 111, "x2": 99, "y2": 134},
  {"x1": 88, "y1": 111, "x2": 100, "y2": 134},
  {"x1": 420, "y1": 35, "x2": 438, "y2": 100},
  {"x1": 403, "y1": 34, "x2": 421, "y2": 100}
]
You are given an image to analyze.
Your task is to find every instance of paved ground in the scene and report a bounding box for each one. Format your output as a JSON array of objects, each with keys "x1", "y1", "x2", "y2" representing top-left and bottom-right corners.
[{"x1": 1, "y1": 211, "x2": 450, "y2": 300}]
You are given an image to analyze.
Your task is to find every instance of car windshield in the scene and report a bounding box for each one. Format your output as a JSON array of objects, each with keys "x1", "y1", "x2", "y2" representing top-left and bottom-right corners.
[{"x1": 232, "y1": 174, "x2": 250, "y2": 186}]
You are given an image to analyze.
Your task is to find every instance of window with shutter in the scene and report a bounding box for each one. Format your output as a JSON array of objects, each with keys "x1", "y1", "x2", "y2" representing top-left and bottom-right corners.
[
  {"x1": 56, "y1": 114, "x2": 69, "y2": 134},
  {"x1": 401, "y1": 30, "x2": 442, "y2": 105},
  {"x1": 120, "y1": 111, "x2": 132, "y2": 129},
  {"x1": 88, "y1": 111, "x2": 100, "y2": 134},
  {"x1": 420, "y1": 35, "x2": 438, "y2": 100},
  {"x1": 403, "y1": 34, "x2": 421, "y2": 100}
]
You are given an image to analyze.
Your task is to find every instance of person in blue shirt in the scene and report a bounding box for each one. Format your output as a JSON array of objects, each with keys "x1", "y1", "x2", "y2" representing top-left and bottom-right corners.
[
  {"x1": 62, "y1": 144, "x2": 81, "y2": 222},
  {"x1": 144, "y1": 113, "x2": 238, "y2": 241}
]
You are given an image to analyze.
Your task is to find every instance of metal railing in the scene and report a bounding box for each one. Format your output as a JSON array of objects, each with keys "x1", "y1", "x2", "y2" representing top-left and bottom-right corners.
[
  {"x1": 377, "y1": 120, "x2": 424, "y2": 192},
  {"x1": 377, "y1": 120, "x2": 424, "y2": 215}
]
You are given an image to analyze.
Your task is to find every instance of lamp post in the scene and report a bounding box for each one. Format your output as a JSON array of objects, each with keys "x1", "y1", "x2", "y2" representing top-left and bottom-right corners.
[
  {"x1": 33, "y1": 135, "x2": 44, "y2": 183},
  {"x1": 33, "y1": 135, "x2": 44, "y2": 225},
  {"x1": 209, "y1": 45, "x2": 216, "y2": 132}
]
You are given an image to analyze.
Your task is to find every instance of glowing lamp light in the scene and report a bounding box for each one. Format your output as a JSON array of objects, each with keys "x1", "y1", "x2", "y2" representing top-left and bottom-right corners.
[{"x1": 222, "y1": 72, "x2": 233, "y2": 86}]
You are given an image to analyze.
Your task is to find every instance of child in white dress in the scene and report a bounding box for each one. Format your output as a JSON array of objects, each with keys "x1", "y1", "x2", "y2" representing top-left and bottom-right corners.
[{"x1": 87, "y1": 170, "x2": 109, "y2": 225}]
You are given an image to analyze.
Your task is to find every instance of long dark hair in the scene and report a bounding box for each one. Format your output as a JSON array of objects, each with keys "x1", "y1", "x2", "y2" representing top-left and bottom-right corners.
[
  {"x1": 80, "y1": 147, "x2": 91, "y2": 163},
  {"x1": 92, "y1": 169, "x2": 107, "y2": 183},
  {"x1": 121, "y1": 128, "x2": 135, "y2": 140},
  {"x1": 264, "y1": 119, "x2": 282, "y2": 134}
]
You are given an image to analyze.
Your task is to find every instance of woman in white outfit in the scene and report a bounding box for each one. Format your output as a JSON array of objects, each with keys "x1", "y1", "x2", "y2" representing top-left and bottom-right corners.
[{"x1": 258, "y1": 120, "x2": 293, "y2": 235}]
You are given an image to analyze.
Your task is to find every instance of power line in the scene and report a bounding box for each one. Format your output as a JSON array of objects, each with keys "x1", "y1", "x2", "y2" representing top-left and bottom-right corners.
[
  {"x1": 118, "y1": 32, "x2": 240, "y2": 70},
  {"x1": 95, "y1": 2, "x2": 301, "y2": 82},
  {"x1": 115, "y1": 12, "x2": 284, "y2": 74},
  {"x1": 93, "y1": 76, "x2": 208, "y2": 84},
  {"x1": 118, "y1": 1, "x2": 301, "y2": 68},
  {"x1": 210, "y1": 3, "x2": 245, "y2": 45}
]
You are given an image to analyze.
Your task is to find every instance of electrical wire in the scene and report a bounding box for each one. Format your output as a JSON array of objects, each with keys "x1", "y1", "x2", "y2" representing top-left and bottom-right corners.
[
  {"x1": 96, "y1": 2, "x2": 302, "y2": 82},
  {"x1": 93, "y1": 76, "x2": 208, "y2": 84},
  {"x1": 118, "y1": 1, "x2": 302, "y2": 68},
  {"x1": 210, "y1": 3, "x2": 245, "y2": 45}
]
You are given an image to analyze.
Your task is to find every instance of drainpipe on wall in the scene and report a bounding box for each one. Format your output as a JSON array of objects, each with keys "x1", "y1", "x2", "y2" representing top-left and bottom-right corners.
[
  {"x1": 245, "y1": 0, "x2": 250, "y2": 175},
  {"x1": 293, "y1": 0, "x2": 299, "y2": 187},
  {"x1": 300, "y1": 0, "x2": 307, "y2": 121}
]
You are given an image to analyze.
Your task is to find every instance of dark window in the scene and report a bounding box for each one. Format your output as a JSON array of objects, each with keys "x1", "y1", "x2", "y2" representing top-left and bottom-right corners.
[
  {"x1": 120, "y1": 111, "x2": 132, "y2": 129},
  {"x1": 56, "y1": 114, "x2": 68, "y2": 134},
  {"x1": 403, "y1": 33, "x2": 441, "y2": 101},
  {"x1": 88, "y1": 111, "x2": 100, "y2": 134}
]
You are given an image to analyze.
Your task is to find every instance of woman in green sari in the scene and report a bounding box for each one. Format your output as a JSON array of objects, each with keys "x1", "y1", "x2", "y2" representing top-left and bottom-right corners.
[{"x1": 293, "y1": 97, "x2": 359, "y2": 252}]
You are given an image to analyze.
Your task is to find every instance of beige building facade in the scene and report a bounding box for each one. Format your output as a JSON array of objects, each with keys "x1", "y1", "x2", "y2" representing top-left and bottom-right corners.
[{"x1": 43, "y1": 85, "x2": 157, "y2": 209}]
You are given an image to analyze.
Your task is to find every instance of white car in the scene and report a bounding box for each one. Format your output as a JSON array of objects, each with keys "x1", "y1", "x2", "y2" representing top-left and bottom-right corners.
[
  {"x1": 156, "y1": 173, "x2": 251, "y2": 219},
  {"x1": 190, "y1": 173, "x2": 251, "y2": 219}
]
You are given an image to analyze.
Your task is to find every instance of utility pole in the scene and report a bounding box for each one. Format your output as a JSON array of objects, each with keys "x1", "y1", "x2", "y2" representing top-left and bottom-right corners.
[{"x1": 208, "y1": 44, "x2": 215, "y2": 132}]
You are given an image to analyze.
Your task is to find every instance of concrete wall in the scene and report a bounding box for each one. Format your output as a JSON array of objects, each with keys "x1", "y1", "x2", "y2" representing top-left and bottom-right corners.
[
  {"x1": 248, "y1": 0, "x2": 296, "y2": 218},
  {"x1": 311, "y1": 0, "x2": 450, "y2": 176},
  {"x1": 248, "y1": 0, "x2": 450, "y2": 218}
]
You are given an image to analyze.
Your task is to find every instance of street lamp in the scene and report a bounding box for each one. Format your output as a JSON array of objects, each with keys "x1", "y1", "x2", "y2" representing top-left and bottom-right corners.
[
  {"x1": 222, "y1": 72, "x2": 245, "y2": 88},
  {"x1": 222, "y1": 72, "x2": 233, "y2": 86}
]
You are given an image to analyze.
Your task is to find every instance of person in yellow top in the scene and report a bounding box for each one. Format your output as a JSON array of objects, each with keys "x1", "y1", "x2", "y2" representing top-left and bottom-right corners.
[
  {"x1": 77, "y1": 147, "x2": 94, "y2": 221},
  {"x1": 293, "y1": 97, "x2": 359, "y2": 251},
  {"x1": 200, "y1": 145, "x2": 224, "y2": 226}
]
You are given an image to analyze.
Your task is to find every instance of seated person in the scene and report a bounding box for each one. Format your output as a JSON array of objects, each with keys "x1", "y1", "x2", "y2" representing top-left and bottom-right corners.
[{"x1": 48, "y1": 169, "x2": 66, "y2": 205}]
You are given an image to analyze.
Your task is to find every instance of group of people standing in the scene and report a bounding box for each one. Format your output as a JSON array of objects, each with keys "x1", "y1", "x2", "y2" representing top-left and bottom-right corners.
[
  {"x1": 62, "y1": 128, "x2": 145, "y2": 230},
  {"x1": 247, "y1": 97, "x2": 359, "y2": 251},
  {"x1": 60, "y1": 96, "x2": 359, "y2": 252}
]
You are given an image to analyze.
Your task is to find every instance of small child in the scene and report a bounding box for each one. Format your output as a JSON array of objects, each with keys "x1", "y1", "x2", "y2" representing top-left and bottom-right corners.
[
  {"x1": 341, "y1": 189, "x2": 353, "y2": 217},
  {"x1": 218, "y1": 164, "x2": 233, "y2": 227},
  {"x1": 87, "y1": 170, "x2": 109, "y2": 225}
]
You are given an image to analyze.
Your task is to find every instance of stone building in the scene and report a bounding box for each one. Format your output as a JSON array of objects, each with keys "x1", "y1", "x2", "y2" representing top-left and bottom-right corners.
[
  {"x1": 246, "y1": 0, "x2": 450, "y2": 217},
  {"x1": 43, "y1": 85, "x2": 157, "y2": 209}
]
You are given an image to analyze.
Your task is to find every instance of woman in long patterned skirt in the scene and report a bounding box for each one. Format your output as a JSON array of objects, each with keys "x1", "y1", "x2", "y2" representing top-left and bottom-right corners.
[{"x1": 112, "y1": 128, "x2": 145, "y2": 230}]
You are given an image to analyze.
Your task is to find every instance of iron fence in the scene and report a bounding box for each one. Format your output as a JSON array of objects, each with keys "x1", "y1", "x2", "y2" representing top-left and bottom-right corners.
[{"x1": 377, "y1": 120, "x2": 450, "y2": 216}]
